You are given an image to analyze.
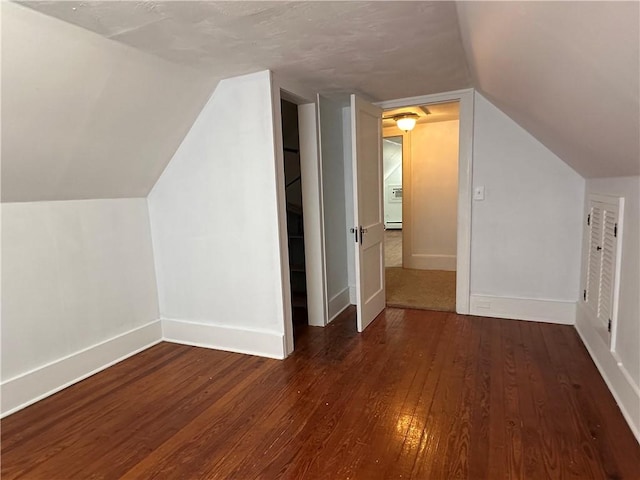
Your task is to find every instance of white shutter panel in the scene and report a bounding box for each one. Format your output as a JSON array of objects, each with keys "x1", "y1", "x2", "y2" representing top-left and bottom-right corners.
[
  {"x1": 582, "y1": 195, "x2": 621, "y2": 346},
  {"x1": 584, "y1": 203, "x2": 601, "y2": 315},
  {"x1": 598, "y1": 207, "x2": 618, "y2": 327}
]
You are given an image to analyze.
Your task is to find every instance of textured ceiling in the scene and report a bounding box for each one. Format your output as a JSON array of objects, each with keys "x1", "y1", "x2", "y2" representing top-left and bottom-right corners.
[
  {"x1": 5, "y1": 1, "x2": 639, "y2": 204},
  {"x1": 18, "y1": 1, "x2": 472, "y2": 101},
  {"x1": 457, "y1": 1, "x2": 640, "y2": 178},
  {"x1": 383, "y1": 102, "x2": 460, "y2": 128}
]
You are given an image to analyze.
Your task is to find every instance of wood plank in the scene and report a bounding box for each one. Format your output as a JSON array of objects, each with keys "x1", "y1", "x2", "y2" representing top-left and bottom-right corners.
[
  {"x1": 466, "y1": 316, "x2": 492, "y2": 478},
  {"x1": 2, "y1": 308, "x2": 639, "y2": 479}
]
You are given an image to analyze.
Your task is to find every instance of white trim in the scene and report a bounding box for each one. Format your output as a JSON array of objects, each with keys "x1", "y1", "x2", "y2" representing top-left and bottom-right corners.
[
  {"x1": 328, "y1": 287, "x2": 351, "y2": 323},
  {"x1": 575, "y1": 302, "x2": 640, "y2": 443},
  {"x1": 610, "y1": 196, "x2": 624, "y2": 353},
  {"x1": 162, "y1": 319, "x2": 285, "y2": 360},
  {"x1": 0, "y1": 320, "x2": 162, "y2": 418},
  {"x1": 377, "y1": 88, "x2": 474, "y2": 315},
  {"x1": 589, "y1": 193, "x2": 624, "y2": 205},
  {"x1": 612, "y1": 351, "x2": 640, "y2": 401},
  {"x1": 469, "y1": 294, "x2": 576, "y2": 325},
  {"x1": 378, "y1": 88, "x2": 474, "y2": 110},
  {"x1": 406, "y1": 254, "x2": 456, "y2": 271},
  {"x1": 270, "y1": 72, "x2": 294, "y2": 356},
  {"x1": 272, "y1": 74, "x2": 328, "y2": 354},
  {"x1": 596, "y1": 195, "x2": 625, "y2": 353},
  {"x1": 349, "y1": 285, "x2": 357, "y2": 305},
  {"x1": 298, "y1": 102, "x2": 328, "y2": 328},
  {"x1": 274, "y1": 74, "x2": 316, "y2": 104}
]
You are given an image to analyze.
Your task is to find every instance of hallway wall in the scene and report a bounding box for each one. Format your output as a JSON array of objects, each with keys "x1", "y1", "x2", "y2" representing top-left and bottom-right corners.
[{"x1": 383, "y1": 119, "x2": 459, "y2": 271}]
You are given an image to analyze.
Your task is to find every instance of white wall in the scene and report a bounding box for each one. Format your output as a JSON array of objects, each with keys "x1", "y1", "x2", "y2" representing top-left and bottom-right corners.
[
  {"x1": 576, "y1": 176, "x2": 640, "y2": 442},
  {"x1": 469, "y1": 93, "x2": 585, "y2": 323},
  {"x1": 403, "y1": 120, "x2": 459, "y2": 271},
  {"x1": 1, "y1": 2, "x2": 213, "y2": 203},
  {"x1": 148, "y1": 71, "x2": 287, "y2": 359},
  {"x1": 1, "y1": 199, "x2": 161, "y2": 415},
  {"x1": 317, "y1": 96, "x2": 352, "y2": 320}
]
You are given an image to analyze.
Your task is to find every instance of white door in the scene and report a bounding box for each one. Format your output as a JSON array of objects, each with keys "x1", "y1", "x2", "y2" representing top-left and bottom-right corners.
[
  {"x1": 583, "y1": 195, "x2": 621, "y2": 346},
  {"x1": 351, "y1": 94, "x2": 385, "y2": 332}
]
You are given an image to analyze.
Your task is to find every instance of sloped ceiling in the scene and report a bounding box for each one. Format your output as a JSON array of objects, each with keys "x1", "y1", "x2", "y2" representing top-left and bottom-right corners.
[
  {"x1": 2, "y1": 2, "x2": 216, "y2": 202},
  {"x1": 4, "y1": 0, "x2": 472, "y2": 202},
  {"x1": 456, "y1": 1, "x2": 640, "y2": 178},
  {"x1": 4, "y1": 1, "x2": 638, "y2": 203}
]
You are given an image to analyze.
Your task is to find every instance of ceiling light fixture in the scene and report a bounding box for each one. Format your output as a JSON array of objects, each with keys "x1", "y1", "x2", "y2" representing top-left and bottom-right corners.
[{"x1": 394, "y1": 113, "x2": 419, "y2": 132}]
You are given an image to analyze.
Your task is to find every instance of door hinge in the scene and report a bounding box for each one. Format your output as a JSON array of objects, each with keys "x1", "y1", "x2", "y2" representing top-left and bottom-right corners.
[
  {"x1": 349, "y1": 227, "x2": 359, "y2": 244},
  {"x1": 608, "y1": 319, "x2": 612, "y2": 333},
  {"x1": 583, "y1": 289, "x2": 587, "y2": 301},
  {"x1": 587, "y1": 214, "x2": 591, "y2": 226},
  {"x1": 614, "y1": 223, "x2": 617, "y2": 237}
]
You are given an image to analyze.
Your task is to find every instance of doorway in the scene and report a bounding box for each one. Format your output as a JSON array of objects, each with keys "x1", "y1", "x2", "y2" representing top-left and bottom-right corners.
[
  {"x1": 280, "y1": 99, "x2": 309, "y2": 338},
  {"x1": 383, "y1": 136, "x2": 404, "y2": 268},
  {"x1": 277, "y1": 87, "x2": 474, "y2": 356},
  {"x1": 382, "y1": 101, "x2": 460, "y2": 312}
]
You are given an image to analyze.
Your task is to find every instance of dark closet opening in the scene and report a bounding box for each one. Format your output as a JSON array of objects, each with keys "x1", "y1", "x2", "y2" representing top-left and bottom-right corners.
[{"x1": 280, "y1": 99, "x2": 308, "y2": 336}]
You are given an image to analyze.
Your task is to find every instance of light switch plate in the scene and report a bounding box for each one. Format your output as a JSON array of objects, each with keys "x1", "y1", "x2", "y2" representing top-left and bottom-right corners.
[{"x1": 473, "y1": 186, "x2": 485, "y2": 201}]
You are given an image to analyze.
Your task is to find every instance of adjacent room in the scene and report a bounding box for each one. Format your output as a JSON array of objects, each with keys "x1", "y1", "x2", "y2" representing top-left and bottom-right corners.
[
  {"x1": 383, "y1": 102, "x2": 460, "y2": 312},
  {"x1": 2, "y1": 1, "x2": 639, "y2": 478}
]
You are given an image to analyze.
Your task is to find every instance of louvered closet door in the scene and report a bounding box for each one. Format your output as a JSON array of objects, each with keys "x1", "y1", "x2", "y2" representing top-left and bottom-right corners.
[
  {"x1": 598, "y1": 208, "x2": 618, "y2": 329},
  {"x1": 583, "y1": 197, "x2": 620, "y2": 345},
  {"x1": 585, "y1": 203, "x2": 602, "y2": 316}
]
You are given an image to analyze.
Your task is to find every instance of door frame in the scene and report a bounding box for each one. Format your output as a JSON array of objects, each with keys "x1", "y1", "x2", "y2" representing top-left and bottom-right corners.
[
  {"x1": 382, "y1": 126, "x2": 411, "y2": 266},
  {"x1": 271, "y1": 74, "x2": 328, "y2": 357},
  {"x1": 376, "y1": 88, "x2": 474, "y2": 314},
  {"x1": 381, "y1": 134, "x2": 405, "y2": 231}
]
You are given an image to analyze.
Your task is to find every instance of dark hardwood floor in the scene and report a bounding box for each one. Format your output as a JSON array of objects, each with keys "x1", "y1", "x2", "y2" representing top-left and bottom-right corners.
[{"x1": 2, "y1": 308, "x2": 639, "y2": 479}]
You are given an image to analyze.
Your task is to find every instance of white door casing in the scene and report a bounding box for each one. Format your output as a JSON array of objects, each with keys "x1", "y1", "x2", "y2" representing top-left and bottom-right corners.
[
  {"x1": 376, "y1": 88, "x2": 474, "y2": 314},
  {"x1": 351, "y1": 94, "x2": 385, "y2": 332}
]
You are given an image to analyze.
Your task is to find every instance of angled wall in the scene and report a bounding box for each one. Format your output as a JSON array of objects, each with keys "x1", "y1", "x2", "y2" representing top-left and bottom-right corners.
[
  {"x1": 147, "y1": 71, "x2": 287, "y2": 358},
  {"x1": 470, "y1": 93, "x2": 585, "y2": 323},
  {"x1": 457, "y1": 1, "x2": 640, "y2": 178},
  {"x1": 1, "y1": 2, "x2": 213, "y2": 202},
  {"x1": 1, "y1": 199, "x2": 161, "y2": 416}
]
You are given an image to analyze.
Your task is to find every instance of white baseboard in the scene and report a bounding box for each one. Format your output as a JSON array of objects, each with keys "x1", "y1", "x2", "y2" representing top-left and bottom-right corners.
[
  {"x1": 161, "y1": 319, "x2": 285, "y2": 360},
  {"x1": 469, "y1": 294, "x2": 576, "y2": 325},
  {"x1": 575, "y1": 303, "x2": 640, "y2": 443},
  {"x1": 328, "y1": 287, "x2": 351, "y2": 324},
  {"x1": 407, "y1": 254, "x2": 456, "y2": 271},
  {"x1": 0, "y1": 320, "x2": 162, "y2": 418}
]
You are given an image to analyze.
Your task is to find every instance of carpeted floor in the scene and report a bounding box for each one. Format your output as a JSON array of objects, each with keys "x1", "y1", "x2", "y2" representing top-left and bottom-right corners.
[
  {"x1": 386, "y1": 267, "x2": 456, "y2": 312},
  {"x1": 384, "y1": 230, "x2": 403, "y2": 267}
]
